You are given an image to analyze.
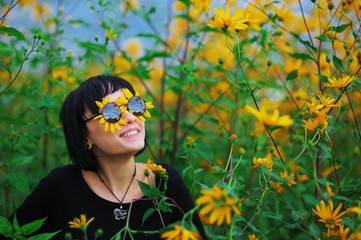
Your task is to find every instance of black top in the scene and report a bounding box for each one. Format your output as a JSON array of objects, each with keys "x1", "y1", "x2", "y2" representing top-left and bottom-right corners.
[{"x1": 9, "y1": 164, "x2": 206, "y2": 239}]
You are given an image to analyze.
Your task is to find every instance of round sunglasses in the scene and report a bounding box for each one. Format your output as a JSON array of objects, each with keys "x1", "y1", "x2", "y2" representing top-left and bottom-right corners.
[{"x1": 84, "y1": 96, "x2": 147, "y2": 123}]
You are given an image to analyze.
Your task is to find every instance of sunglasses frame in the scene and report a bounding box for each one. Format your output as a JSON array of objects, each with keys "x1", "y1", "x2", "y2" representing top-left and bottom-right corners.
[{"x1": 83, "y1": 96, "x2": 147, "y2": 123}]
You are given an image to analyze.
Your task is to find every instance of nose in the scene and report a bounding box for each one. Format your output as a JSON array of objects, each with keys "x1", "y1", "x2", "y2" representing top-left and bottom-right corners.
[{"x1": 123, "y1": 110, "x2": 136, "y2": 124}]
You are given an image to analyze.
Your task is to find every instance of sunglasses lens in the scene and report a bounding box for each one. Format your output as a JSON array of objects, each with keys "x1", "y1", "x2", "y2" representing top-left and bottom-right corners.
[
  {"x1": 128, "y1": 96, "x2": 146, "y2": 116},
  {"x1": 102, "y1": 102, "x2": 121, "y2": 123}
]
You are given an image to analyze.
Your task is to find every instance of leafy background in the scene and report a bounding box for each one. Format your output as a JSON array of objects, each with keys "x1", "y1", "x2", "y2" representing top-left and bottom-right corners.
[{"x1": 1, "y1": 0, "x2": 360, "y2": 239}]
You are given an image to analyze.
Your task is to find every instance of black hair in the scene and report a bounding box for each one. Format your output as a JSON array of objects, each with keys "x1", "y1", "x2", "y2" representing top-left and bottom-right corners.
[{"x1": 60, "y1": 75, "x2": 145, "y2": 171}]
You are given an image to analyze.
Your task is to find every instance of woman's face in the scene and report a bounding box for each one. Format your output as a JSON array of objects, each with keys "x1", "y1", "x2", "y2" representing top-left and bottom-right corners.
[{"x1": 85, "y1": 89, "x2": 146, "y2": 159}]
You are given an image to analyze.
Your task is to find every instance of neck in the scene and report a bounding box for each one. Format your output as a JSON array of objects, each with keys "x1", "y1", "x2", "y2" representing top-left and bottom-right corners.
[{"x1": 97, "y1": 157, "x2": 136, "y2": 194}]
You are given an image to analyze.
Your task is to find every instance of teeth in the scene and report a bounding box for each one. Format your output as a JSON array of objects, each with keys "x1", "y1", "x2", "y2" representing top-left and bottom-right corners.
[{"x1": 123, "y1": 130, "x2": 137, "y2": 137}]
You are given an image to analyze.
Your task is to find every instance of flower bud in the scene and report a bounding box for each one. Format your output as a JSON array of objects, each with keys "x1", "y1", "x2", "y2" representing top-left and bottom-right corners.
[
  {"x1": 218, "y1": 57, "x2": 224, "y2": 65},
  {"x1": 96, "y1": 229, "x2": 104, "y2": 236},
  {"x1": 326, "y1": 55, "x2": 331, "y2": 63},
  {"x1": 328, "y1": 1, "x2": 334, "y2": 10},
  {"x1": 239, "y1": 147, "x2": 245, "y2": 155}
]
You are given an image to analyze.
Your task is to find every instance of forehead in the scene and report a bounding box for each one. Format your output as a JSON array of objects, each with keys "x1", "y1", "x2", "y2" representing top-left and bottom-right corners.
[{"x1": 106, "y1": 89, "x2": 125, "y2": 101}]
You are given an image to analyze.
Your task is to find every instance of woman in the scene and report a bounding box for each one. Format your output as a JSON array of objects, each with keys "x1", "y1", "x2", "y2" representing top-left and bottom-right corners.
[{"x1": 10, "y1": 75, "x2": 206, "y2": 239}]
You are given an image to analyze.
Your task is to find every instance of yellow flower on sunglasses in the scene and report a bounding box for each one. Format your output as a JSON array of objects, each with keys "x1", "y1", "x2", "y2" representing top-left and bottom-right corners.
[
  {"x1": 122, "y1": 88, "x2": 154, "y2": 121},
  {"x1": 93, "y1": 96, "x2": 127, "y2": 133}
]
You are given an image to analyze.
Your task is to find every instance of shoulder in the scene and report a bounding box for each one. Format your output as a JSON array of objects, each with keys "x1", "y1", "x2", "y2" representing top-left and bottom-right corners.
[
  {"x1": 47, "y1": 164, "x2": 79, "y2": 176},
  {"x1": 35, "y1": 164, "x2": 80, "y2": 190}
]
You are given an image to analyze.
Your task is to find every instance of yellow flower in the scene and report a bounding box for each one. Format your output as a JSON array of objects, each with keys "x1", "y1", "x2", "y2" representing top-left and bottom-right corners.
[
  {"x1": 121, "y1": 0, "x2": 138, "y2": 11},
  {"x1": 124, "y1": 38, "x2": 143, "y2": 58},
  {"x1": 238, "y1": 9, "x2": 260, "y2": 28},
  {"x1": 324, "y1": 224, "x2": 352, "y2": 239},
  {"x1": 68, "y1": 214, "x2": 95, "y2": 230},
  {"x1": 273, "y1": 4, "x2": 295, "y2": 23},
  {"x1": 301, "y1": 93, "x2": 337, "y2": 132},
  {"x1": 33, "y1": 3, "x2": 52, "y2": 21},
  {"x1": 313, "y1": 199, "x2": 347, "y2": 229},
  {"x1": 297, "y1": 174, "x2": 309, "y2": 182},
  {"x1": 190, "y1": 0, "x2": 211, "y2": 12},
  {"x1": 93, "y1": 96, "x2": 128, "y2": 133},
  {"x1": 271, "y1": 180, "x2": 284, "y2": 194},
  {"x1": 252, "y1": 157, "x2": 273, "y2": 171},
  {"x1": 347, "y1": 206, "x2": 361, "y2": 214},
  {"x1": 280, "y1": 170, "x2": 297, "y2": 186},
  {"x1": 146, "y1": 158, "x2": 166, "y2": 173},
  {"x1": 248, "y1": 234, "x2": 260, "y2": 240},
  {"x1": 122, "y1": 88, "x2": 154, "y2": 122},
  {"x1": 19, "y1": 0, "x2": 33, "y2": 6},
  {"x1": 326, "y1": 184, "x2": 335, "y2": 197},
  {"x1": 316, "y1": 91, "x2": 338, "y2": 109},
  {"x1": 196, "y1": 185, "x2": 241, "y2": 226},
  {"x1": 52, "y1": 67, "x2": 76, "y2": 83},
  {"x1": 161, "y1": 225, "x2": 200, "y2": 240},
  {"x1": 186, "y1": 136, "x2": 196, "y2": 146},
  {"x1": 208, "y1": 6, "x2": 248, "y2": 31},
  {"x1": 245, "y1": 104, "x2": 294, "y2": 128},
  {"x1": 229, "y1": 133, "x2": 237, "y2": 139},
  {"x1": 105, "y1": 28, "x2": 118, "y2": 40},
  {"x1": 324, "y1": 75, "x2": 355, "y2": 88}
]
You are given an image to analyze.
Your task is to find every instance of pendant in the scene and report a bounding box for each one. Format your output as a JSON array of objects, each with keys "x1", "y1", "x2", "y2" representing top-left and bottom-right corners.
[{"x1": 114, "y1": 205, "x2": 127, "y2": 220}]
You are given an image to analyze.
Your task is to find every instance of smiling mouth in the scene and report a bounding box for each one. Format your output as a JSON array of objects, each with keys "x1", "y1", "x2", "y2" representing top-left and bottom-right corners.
[{"x1": 122, "y1": 130, "x2": 138, "y2": 137}]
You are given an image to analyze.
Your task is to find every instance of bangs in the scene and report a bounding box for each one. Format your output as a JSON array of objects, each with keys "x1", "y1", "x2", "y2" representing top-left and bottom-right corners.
[{"x1": 80, "y1": 75, "x2": 135, "y2": 117}]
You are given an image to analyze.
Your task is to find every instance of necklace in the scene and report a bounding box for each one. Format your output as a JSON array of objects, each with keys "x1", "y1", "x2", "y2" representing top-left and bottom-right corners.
[{"x1": 97, "y1": 163, "x2": 137, "y2": 220}]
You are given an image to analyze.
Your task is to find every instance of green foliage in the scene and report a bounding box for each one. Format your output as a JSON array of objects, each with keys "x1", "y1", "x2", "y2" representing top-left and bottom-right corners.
[
  {"x1": 1, "y1": 0, "x2": 361, "y2": 239},
  {"x1": 0, "y1": 215, "x2": 60, "y2": 239}
]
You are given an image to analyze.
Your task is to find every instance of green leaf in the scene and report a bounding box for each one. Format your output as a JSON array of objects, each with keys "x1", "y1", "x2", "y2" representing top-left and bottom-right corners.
[
  {"x1": 286, "y1": 70, "x2": 298, "y2": 81},
  {"x1": 9, "y1": 172, "x2": 30, "y2": 194},
  {"x1": 158, "y1": 199, "x2": 173, "y2": 213},
  {"x1": 194, "y1": 168, "x2": 204, "y2": 174},
  {"x1": 328, "y1": 22, "x2": 350, "y2": 33},
  {"x1": 0, "y1": 26, "x2": 26, "y2": 41},
  {"x1": 7, "y1": 155, "x2": 34, "y2": 169},
  {"x1": 0, "y1": 116, "x2": 28, "y2": 125},
  {"x1": 182, "y1": 166, "x2": 192, "y2": 179},
  {"x1": 137, "y1": 181, "x2": 163, "y2": 198},
  {"x1": 21, "y1": 218, "x2": 47, "y2": 235},
  {"x1": 316, "y1": 178, "x2": 331, "y2": 186},
  {"x1": 137, "y1": 50, "x2": 171, "y2": 62},
  {"x1": 27, "y1": 231, "x2": 61, "y2": 240},
  {"x1": 141, "y1": 208, "x2": 155, "y2": 226},
  {"x1": 290, "y1": 31, "x2": 317, "y2": 52},
  {"x1": 314, "y1": 73, "x2": 329, "y2": 83},
  {"x1": 317, "y1": 142, "x2": 332, "y2": 158},
  {"x1": 333, "y1": 55, "x2": 347, "y2": 74},
  {"x1": 0, "y1": 216, "x2": 13, "y2": 237},
  {"x1": 315, "y1": 34, "x2": 332, "y2": 42},
  {"x1": 287, "y1": 52, "x2": 315, "y2": 62},
  {"x1": 68, "y1": 19, "x2": 91, "y2": 27},
  {"x1": 308, "y1": 222, "x2": 321, "y2": 238},
  {"x1": 195, "y1": 181, "x2": 211, "y2": 190}
]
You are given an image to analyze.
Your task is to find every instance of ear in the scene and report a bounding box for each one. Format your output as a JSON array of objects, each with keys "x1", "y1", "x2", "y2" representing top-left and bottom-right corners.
[{"x1": 86, "y1": 139, "x2": 93, "y2": 149}]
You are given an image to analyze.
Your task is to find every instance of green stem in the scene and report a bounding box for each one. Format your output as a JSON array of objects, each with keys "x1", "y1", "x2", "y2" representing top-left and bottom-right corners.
[
  {"x1": 345, "y1": 89, "x2": 361, "y2": 141},
  {"x1": 224, "y1": 142, "x2": 234, "y2": 173}
]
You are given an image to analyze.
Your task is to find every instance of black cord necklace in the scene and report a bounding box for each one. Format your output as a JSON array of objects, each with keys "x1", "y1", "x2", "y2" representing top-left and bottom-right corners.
[{"x1": 97, "y1": 163, "x2": 137, "y2": 220}]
